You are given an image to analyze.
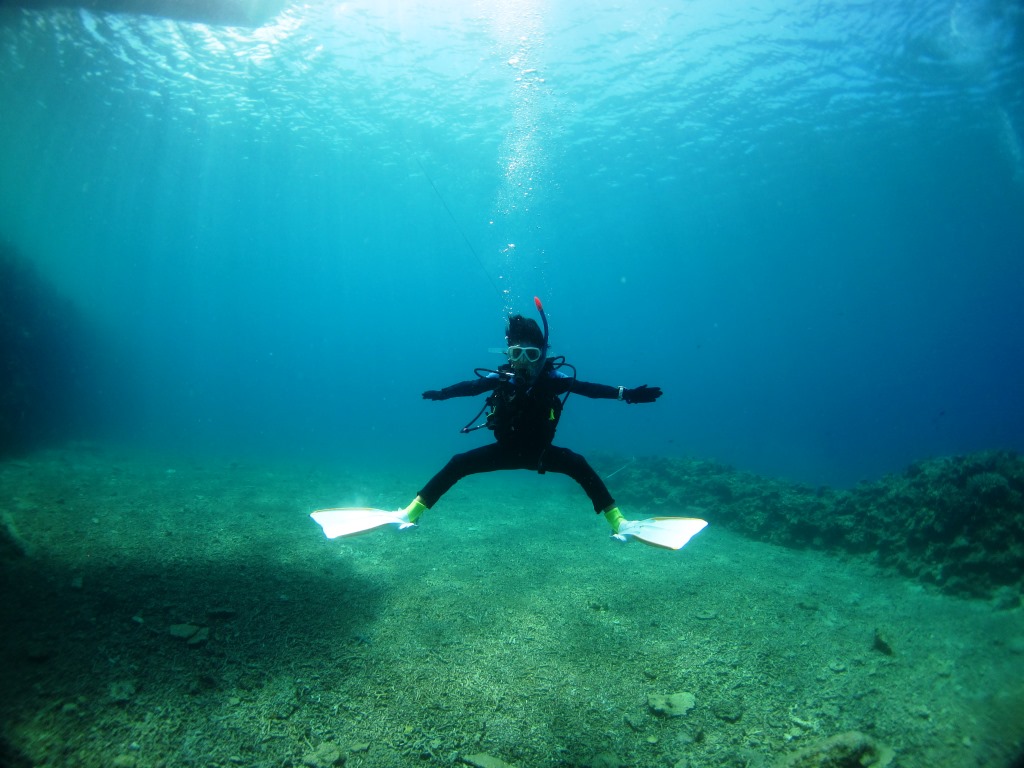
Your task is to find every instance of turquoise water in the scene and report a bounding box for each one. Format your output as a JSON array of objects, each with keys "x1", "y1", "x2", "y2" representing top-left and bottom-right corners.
[{"x1": 1, "y1": 0, "x2": 1023, "y2": 486}]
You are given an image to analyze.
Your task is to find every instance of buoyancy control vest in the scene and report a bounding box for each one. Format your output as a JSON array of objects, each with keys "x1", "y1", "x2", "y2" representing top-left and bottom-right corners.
[{"x1": 487, "y1": 365, "x2": 563, "y2": 448}]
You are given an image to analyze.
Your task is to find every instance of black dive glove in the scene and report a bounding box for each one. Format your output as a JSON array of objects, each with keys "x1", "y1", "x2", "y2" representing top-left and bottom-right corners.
[
  {"x1": 623, "y1": 385, "x2": 662, "y2": 404},
  {"x1": 422, "y1": 390, "x2": 445, "y2": 400}
]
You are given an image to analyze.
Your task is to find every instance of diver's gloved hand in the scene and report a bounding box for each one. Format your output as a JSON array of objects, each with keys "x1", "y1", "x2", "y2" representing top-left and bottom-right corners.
[
  {"x1": 422, "y1": 390, "x2": 445, "y2": 400},
  {"x1": 623, "y1": 385, "x2": 662, "y2": 404}
]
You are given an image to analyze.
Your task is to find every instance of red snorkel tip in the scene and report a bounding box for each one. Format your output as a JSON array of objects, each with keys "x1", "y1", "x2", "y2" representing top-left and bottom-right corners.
[{"x1": 534, "y1": 296, "x2": 544, "y2": 312}]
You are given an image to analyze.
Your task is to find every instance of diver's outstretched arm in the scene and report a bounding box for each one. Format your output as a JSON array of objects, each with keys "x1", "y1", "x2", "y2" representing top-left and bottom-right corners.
[
  {"x1": 422, "y1": 378, "x2": 493, "y2": 400},
  {"x1": 568, "y1": 380, "x2": 663, "y2": 403}
]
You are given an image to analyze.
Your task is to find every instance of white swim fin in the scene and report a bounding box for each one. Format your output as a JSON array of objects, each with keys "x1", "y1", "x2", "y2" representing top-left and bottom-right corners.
[
  {"x1": 310, "y1": 507, "x2": 415, "y2": 539},
  {"x1": 613, "y1": 517, "x2": 708, "y2": 550}
]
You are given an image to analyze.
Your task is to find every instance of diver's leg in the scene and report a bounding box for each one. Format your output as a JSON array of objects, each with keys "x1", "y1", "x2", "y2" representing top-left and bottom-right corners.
[
  {"x1": 415, "y1": 443, "x2": 515, "y2": 510},
  {"x1": 539, "y1": 446, "x2": 628, "y2": 532},
  {"x1": 539, "y1": 446, "x2": 616, "y2": 513}
]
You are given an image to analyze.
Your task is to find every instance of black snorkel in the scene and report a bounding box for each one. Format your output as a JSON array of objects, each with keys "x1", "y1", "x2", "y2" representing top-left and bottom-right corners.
[
  {"x1": 534, "y1": 296, "x2": 550, "y2": 353},
  {"x1": 534, "y1": 296, "x2": 577, "y2": 407}
]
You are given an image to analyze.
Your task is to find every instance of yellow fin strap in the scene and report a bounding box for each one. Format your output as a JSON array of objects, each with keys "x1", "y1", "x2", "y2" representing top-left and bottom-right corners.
[
  {"x1": 603, "y1": 506, "x2": 625, "y2": 533},
  {"x1": 402, "y1": 497, "x2": 428, "y2": 524}
]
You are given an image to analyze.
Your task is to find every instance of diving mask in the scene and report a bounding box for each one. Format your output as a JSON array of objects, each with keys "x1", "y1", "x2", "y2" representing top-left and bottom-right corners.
[{"x1": 507, "y1": 345, "x2": 543, "y2": 363}]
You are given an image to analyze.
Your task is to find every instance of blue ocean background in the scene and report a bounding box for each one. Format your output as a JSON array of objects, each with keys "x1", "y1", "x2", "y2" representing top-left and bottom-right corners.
[{"x1": 2, "y1": 0, "x2": 1023, "y2": 488}]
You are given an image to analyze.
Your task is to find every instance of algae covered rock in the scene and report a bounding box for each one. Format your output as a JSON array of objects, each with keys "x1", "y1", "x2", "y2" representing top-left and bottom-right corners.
[
  {"x1": 168, "y1": 623, "x2": 202, "y2": 639},
  {"x1": 461, "y1": 753, "x2": 518, "y2": 768},
  {"x1": 301, "y1": 741, "x2": 344, "y2": 767},
  {"x1": 168, "y1": 623, "x2": 209, "y2": 645},
  {"x1": 611, "y1": 450, "x2": 1024, "y2": 598},
  {"x1": 774, "y1": 730, "x2": 893, "y2": 767},
  {"x1": 589, "y1": 752, "x2": 627, "y2": 768},
  {"x1": 647, "y1": 691, "x2": 696, "y2": 717},
  {"x1": 0, "y1": 513, "x2": 30, "y2": 560}
]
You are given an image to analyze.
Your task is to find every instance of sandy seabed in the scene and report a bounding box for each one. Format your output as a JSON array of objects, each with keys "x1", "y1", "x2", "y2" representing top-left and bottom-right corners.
[{"x1": 1, "y1": 444, "x2": 1022, "y2": 768}]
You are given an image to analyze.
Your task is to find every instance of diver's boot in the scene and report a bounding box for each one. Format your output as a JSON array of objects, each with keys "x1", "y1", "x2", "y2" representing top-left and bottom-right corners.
[
  {"x1": 398, "y1": 496, "x2": 428, "y2": 525},
  {"x1": 603, "y1": 505, "x2": 626, "y2": 534}
]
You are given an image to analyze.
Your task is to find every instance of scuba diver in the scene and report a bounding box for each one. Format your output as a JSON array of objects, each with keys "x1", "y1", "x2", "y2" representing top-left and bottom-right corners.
[
  {"x1": 399, "y1": 298, "x2": 660, "y2": 536},
  {"x1": 311, "y1": 298, "x2": 707, "y2": 549}
]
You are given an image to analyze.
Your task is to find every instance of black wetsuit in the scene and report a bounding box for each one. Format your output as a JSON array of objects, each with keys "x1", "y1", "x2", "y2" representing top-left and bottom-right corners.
[{"x1": 418, "y1": 363, "x2": 620, "y2": 512}]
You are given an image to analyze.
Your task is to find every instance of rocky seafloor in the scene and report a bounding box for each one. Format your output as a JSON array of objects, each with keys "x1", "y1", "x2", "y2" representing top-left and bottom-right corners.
[
  {"x1": 1, "y1": 445, "x2": 1023, "y2": 768},
  {"x1": 611, "y1": 449, "x2": 1024, "y2": 602}
]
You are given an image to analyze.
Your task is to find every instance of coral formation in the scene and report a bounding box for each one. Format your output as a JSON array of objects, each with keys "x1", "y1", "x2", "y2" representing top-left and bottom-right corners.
[{"x1": 611, "y1": 450, "x2": 1024, "y2": 598}]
